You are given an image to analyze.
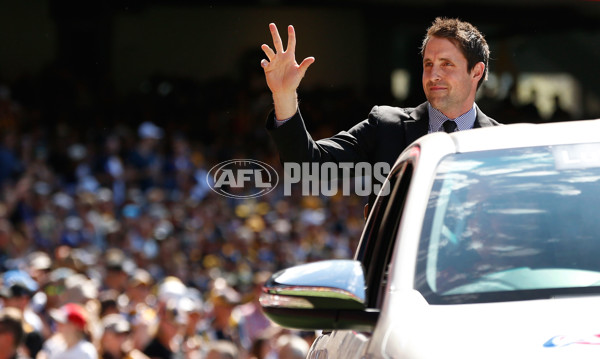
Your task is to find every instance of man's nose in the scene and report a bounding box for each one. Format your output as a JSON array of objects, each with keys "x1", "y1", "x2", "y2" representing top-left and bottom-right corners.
[{"x1": 428, "y1": 65, "x2": 442, "y2": 82}]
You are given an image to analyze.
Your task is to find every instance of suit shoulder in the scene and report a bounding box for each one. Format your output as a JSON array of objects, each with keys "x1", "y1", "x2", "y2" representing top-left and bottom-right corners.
[
  {"x1": 481, "y1": 115, "x2": 502, "y2": 126},
  {"x1": 369, "y1": 105, "x2": 413, "y2": 125}
]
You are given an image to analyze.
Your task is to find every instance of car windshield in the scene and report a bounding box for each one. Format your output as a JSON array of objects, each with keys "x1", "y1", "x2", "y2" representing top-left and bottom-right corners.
[{"x1": 416, "y1": 142, "x2": 600, "y2": 304}]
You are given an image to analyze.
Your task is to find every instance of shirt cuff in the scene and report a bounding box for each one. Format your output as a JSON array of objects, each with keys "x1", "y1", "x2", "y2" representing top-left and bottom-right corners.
[{"x1": 274, "y1": 116, "x2": 293, "y2": 128}]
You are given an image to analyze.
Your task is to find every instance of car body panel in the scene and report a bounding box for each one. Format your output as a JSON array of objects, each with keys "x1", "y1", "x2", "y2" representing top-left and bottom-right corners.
[{"x1": 377, "y1": 291, "x2": 600, "y2": 359}]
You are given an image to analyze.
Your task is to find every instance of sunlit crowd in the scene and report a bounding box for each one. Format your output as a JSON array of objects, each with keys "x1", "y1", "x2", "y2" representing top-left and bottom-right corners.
[{"x1": 0, "y1": 62, "x2": 369, "y2": 359}]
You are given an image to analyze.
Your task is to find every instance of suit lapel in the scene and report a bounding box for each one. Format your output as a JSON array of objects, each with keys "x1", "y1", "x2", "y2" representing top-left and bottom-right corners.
[
  {"x1": 404, "y1": 102, "x2": 430, "y2": 146},
  {"x1": 474, "y1": 104, "x2": 495, "y2": 128}
]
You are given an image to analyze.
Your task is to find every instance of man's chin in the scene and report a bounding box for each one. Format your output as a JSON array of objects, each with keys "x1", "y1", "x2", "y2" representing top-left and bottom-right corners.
[{"x1": 426, "y1": 98, "x2": 446, "y2": 110}]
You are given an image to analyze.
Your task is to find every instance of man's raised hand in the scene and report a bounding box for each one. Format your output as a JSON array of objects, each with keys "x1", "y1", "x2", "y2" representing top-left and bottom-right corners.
[{"x1": 261, "y1": 23, "x2": 315, "y2": 120}]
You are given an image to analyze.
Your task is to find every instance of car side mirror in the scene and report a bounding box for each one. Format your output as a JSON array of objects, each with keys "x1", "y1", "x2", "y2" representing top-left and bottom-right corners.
[{"x1": 259, "y1": 259, "x2": 379, "y2": 331}]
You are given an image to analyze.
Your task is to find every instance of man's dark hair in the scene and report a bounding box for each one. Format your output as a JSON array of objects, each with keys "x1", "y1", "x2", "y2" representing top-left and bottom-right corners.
[
  {"x1": 421, "y1": 17, "x2": 490, "y2": 89},
  {"x1": 0, "y1": 307, "x2": 25, "y2": 350}
]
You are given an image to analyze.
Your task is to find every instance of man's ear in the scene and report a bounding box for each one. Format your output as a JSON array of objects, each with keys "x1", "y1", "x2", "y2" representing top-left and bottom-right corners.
[{"x1": 472, "y1": 62, "x2": 485, "y2": 82}]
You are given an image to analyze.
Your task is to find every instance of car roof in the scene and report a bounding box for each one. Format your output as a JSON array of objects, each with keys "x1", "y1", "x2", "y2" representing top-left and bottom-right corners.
[{"x1": 414, "y1": 118, "x2": 600, "y2": 155}]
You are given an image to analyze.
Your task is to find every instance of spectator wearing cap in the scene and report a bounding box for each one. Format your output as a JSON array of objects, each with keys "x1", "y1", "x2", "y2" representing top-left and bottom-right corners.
[
  {"x1": 142, "y1": 298, "x2": 187, "y2": 359},
  {"x1": 126, "y1": 269, "x2": 153, "y2": 310},
  {"x1": 103, "y1": 248, "x2": 130, "y2": 293},
  {"x1": 179, "y1": 288, "x2": 205, "y2": 359},
  {"x1": 0, "y1": 307, "x2": 28, "y2": 359},
  {"x1": 100, "y1": 314, "x2": 149, "y2": 359},
  {"x1": 204, "y1": 278, "x2": 242, "y2": 350},
  {"x1": 38, "y1": 303, "x2": 97, "y2": 359},
  {"x1": 132, "y1": 276, "x2": 185, "y2": 354},
  {"x1": 1, "y1": 270, "x2": 41, "y2": 328},
  {"x1": 120, "y1": 269, "x2": 155, "y2": 353},
  {"x1": 1, "y1": 270, "x2": 45, "y2": 358},
  {"x1": 27, "y1": 251, "x2": 53, "y2": 289}
]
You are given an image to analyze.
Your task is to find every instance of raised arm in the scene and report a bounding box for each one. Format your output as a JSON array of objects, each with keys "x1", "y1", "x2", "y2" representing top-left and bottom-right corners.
[{"x1": 261, "y1": 23, "x2": 315, "y2": 121}]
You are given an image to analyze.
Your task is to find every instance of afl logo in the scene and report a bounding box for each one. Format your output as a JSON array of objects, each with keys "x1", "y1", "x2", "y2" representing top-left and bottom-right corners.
[{"x1": 207, "y1": 159, "x2": 279, "y2": 199}]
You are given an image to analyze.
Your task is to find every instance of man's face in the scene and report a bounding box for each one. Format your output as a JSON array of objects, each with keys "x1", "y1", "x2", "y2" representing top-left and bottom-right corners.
[
  {"x1": 422, "y1": 36, "x2": 481, "y2": 119},
  {"x1": 2, "y1": 291, "x2": 29, "y2": 311}
]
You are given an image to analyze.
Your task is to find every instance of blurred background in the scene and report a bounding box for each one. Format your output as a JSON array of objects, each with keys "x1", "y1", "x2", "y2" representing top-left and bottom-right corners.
[{"x1": 0, "y1": 0, "x2": 599, "y2": 358}]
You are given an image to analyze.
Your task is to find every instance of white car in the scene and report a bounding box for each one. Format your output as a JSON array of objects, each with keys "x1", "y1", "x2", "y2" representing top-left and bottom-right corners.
[{"x1": 260, "y1": 118, "x2": 600, "y2": 359}]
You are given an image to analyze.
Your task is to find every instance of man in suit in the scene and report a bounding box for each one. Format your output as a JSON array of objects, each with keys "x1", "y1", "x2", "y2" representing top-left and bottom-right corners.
[{"x1": 261, "y1": 18, "x2": 500, "y2": 207}]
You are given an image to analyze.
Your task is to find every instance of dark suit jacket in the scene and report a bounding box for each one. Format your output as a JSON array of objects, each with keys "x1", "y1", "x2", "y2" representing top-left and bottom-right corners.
[
  {"x1": 267, "y1": 101, "x2": 500, "y2": 211},
  {"x1": 266, "y1": 101, "x2": 501, "y2": 170},
  {"x1": 267, "y1": 101, "x2": 502, "y2": 212}
]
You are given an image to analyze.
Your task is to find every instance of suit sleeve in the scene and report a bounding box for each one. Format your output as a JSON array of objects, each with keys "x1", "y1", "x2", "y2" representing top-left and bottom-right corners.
[{"x1": 265, "y1": 107, "x2": 381, "y2": 166}]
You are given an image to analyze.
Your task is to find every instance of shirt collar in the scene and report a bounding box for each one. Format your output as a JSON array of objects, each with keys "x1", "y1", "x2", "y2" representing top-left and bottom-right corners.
[{"x1": 427, "y1": 102, "x2": 477, "y2": 133}]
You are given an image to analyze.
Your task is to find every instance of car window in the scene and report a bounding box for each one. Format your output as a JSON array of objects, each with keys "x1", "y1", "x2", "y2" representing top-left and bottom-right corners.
[
  {"x1": 357, "y1": 160, "x2": 414, "y2": 308},
  {"x1": 415, "y1": 143, "x2": 600, "y2": 304}
]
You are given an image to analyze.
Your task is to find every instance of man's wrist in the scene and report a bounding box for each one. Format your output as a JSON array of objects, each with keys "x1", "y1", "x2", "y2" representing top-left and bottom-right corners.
[{"x1": 273, "y1": 92, "x2": 299, "y2": 121}]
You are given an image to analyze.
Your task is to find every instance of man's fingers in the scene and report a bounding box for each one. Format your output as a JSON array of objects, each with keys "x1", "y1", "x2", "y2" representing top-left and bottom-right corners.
[
  {"x1": 269, "y1": 23, "x2": 284, "y2": 53},
  {"x1": 298, "y1": 57, "x2": 315, "y2": 76},
  {"x1": 286, "y1": 25, "x2": 296, "y2": 53},
  {"x1": 263, "y1": 23, "x2": 313, "y2": 77},
  {"x1": 261, "y1": 44, "x2": 275, "y2": 61}
]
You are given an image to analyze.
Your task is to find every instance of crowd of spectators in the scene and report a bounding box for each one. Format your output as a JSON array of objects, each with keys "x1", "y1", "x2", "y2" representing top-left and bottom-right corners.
[{"x1": 0, "y1": 58, "x2": 368, "y2": 359}]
